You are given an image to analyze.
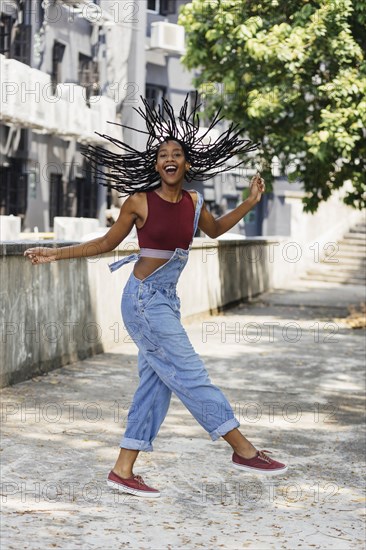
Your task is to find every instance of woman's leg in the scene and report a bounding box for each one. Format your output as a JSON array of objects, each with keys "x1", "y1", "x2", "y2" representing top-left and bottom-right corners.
[
  {"x1": 113, "y1": 449, "x2": 139, "y2": 478},
  {"x1": 117, "y1": 278, "x2": 255, "y2": 474},
  {"x1": 137, "y1": 303, "x2": 242, "y2": 441},
  {"x1": 222, "y1": 428, "x2": 257, "y2": 458},
  {"x1": 113, "y1": 350, "x2": 172, "y2": 476}
]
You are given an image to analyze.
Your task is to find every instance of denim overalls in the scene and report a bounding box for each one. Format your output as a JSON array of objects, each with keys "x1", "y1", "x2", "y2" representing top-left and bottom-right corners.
[{"x1": 109, "y1": 191, "x2": 240, "y2": 451}]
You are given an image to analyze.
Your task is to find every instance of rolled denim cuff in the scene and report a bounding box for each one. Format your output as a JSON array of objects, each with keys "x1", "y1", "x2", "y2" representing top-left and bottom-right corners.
[
  {"x1": 120, "y1": 437, "x2": 153, "y2": 452},
  {"x1": 209, "y1": 417, "x2": 240, "y2": 441}
]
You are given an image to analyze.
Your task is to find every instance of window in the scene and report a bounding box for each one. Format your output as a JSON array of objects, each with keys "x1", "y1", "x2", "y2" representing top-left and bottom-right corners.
[
  {"x1": 243, "y1": 188, "x2": 256, "y2": 224},
  {"x1": 0, "y1": 160, "x2": 27, "y2": 222},
  {"x1": 226, "y1": 196, "x2": 238, "y2": 210},
  {"x1": 147, "y1": 0, "x2": 159, "y2": 12},
  {"x1": 0, "y1": 14, "x2": 13, "y2": 57},
  {"x1": 148, "y1": 0, "x2": 176, "y2": 15},
  {"x1": 0, "y1": 8, "x2": 31, "y2": 64},
  {"x1": 160, "y1": 0, "x2": 176, "y2": 16},
  {"x1": 244, "y1": 210, "x2": 256, "y2": 223},
  {"x1": 78, "y1": 53, "x2": 99, "y2": 104},
  {"x1": 189, "y1": 90, "x2": 210, "y2": 127},
  {"x1": 49, "y1": 173, "x2": 64, "y2": 228},
  {"x1": 146, "y1": 84, "x2": 166, "y2": 110},
  {"x1": 106, "y1": 187, "x2": 112, "y2": 209},
  {"x1": 12, "y1": 24, "x2": 32, "y2": 65},
  {"x1": 37, "y1": 2, "x2": 45, "y2": 26},
  {"x1": 51, "y1": 41, "x2": 66, "y2": 94},
  {"x1": 76, "y1": 164, "x2": 97, "y2": 218}
]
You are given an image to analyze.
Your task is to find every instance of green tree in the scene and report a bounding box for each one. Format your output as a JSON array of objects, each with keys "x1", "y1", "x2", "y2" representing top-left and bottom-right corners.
[{"x1": 179, "y1": 0, "x2": 366, "y2": 211}]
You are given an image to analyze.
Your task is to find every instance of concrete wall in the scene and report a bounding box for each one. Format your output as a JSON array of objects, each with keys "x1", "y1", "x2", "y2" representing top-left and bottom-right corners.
[
  {"x1": 2, "y1": 194, "x2": 364, "y2": 389},
  {"x1": 283, "y1": 187, "x2": 365, "y2": 269},
  {"x1": 1, "y1": 237, "x2": 293, "y2": 388}
]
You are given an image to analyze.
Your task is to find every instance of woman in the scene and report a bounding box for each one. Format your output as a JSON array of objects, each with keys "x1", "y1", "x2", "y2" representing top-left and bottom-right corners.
[{"x1": 24, "y1": 96, "x2": 288, "y2": 498}]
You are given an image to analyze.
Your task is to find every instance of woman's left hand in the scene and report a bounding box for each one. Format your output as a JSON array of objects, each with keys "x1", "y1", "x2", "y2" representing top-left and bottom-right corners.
[{"x1": 249, "y1": 173, "x2": 265, "y2": 204}]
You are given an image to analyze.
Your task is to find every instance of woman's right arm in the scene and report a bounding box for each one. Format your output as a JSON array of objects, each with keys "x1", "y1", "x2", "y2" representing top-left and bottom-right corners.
[{"x1": 24, "y1": 195, "x2": 139, "y2": 265}]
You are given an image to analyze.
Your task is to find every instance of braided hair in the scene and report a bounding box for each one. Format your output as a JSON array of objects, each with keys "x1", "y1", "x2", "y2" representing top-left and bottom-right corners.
[{"x1": 81, "y1": 93, "x2": 259, "y2": 195}]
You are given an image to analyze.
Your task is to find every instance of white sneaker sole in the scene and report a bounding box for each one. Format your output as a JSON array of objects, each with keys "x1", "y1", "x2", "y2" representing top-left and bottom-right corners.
[
  {"x1": 107, "y1": 479, "x2": 161, "y2": 498},
  {"x1": 232, "y1": 462, "x2": 289, "y2": 476}
]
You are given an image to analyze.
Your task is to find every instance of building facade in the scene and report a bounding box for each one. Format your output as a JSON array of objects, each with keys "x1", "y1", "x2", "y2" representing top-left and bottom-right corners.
[
  {"x1": 1, "y1": 0, "x2": 131, "y2": 232},
  {"x1": 1, "y1": 0, "x2": 305, "y2": 238}
]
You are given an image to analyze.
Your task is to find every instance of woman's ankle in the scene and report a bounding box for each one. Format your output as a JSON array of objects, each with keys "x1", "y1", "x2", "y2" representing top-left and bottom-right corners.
[
  {"x1": 112, "y1": 466, "x2": 134, "y2": 479},
  {"x1": 233, "y1": 443, "x2": 257, "y2": 459},
  {"x1": 113, "y1": 448, "x2": 139, "y2": 479}
]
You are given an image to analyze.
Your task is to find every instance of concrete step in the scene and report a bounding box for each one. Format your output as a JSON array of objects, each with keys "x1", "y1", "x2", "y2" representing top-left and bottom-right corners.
[
  {"x1": 306, "y1": 262, "x2": 365, "y2": 273},
  {"x1": 332, "y1": 250, "x2": 366, "y2": 260},
  {"x1": 340, "y1": 235, "x2": 366, "y2": 243},
  {"x1": 321, "y1": 253, "x2": 366, "y2": 265},
  {"x1": 323, "y1": 255, "x2": 366, "y2": 266},
  {"x1": 305, "y1": 263, "x2": 365, "y2": 275},
  {"x1": 337, "y1": 240, "x2": 366, "y2": 249},
  {"x1": 350, "y1": 224, "x2": 366, "y2": 233},
  {"x1": 343, "y1": 232, "x2": 366, "y2": 241},
  {"x1": 334, "y1": 253, "x2": 366, "y2": 262},
  {"x1": 330, "y1": 251, "x2": 366, "y2": 260},
  {"x1": 302, "y1": 272, "x2": 365, "y2": 285},
  {"x1": 306, "y1": 266, "x2": 365, "y2": 278},
  {"x1": 311, "y1": 257, "x2": 365, "y2": 267},
  {"x1": 303, "y1": 278, "x2": 364, "y2": 286},
  {"x1": 329, "y1": 260, "x2": 366, "y2": 270},
  {"x1": 301, "y1": 220, "x2": 366, "y2": 285}
]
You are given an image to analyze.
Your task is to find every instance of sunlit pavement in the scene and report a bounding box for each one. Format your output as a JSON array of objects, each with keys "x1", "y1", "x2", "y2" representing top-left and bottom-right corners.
[{"x1": 1, "y1": 279, "x2": 365, "y2": 549}]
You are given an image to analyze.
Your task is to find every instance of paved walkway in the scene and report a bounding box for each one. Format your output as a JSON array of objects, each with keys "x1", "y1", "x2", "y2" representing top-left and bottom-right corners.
[{"x1": 1, "y1": 280, "x2": 365, "y2": 549}]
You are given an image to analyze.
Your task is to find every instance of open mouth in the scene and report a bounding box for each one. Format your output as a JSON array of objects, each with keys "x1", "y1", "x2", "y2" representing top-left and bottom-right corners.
[{"x1": 164, "y1": 165, "x2": 178, "y2": 175}]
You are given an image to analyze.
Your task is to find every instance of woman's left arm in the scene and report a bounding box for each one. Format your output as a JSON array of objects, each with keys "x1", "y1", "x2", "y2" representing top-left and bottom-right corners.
[{"x1": 198, "y1": 173, "x2": 265, "y2": 238}]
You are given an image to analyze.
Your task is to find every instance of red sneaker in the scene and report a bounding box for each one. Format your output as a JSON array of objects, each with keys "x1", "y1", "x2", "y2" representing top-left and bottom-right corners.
[
  {"x1": 232, "y1": 450, "x2": 288, "y2": 475},
  {"x1": 107, "y1": 470, "x2": 161, "y2": 498}
]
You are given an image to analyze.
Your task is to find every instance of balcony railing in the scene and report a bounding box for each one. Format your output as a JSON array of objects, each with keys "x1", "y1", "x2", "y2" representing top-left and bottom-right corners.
[{"x1": 0, "y1": 54, "x2": 120, "y2": 144}]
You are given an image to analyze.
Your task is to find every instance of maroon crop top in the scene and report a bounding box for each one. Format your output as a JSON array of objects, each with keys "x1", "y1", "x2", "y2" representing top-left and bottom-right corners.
[{"x1": 137, "y1": 189, "x2": 195, "y2": 251}]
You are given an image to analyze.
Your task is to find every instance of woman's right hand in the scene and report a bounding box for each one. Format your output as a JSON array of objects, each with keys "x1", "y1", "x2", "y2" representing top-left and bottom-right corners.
[{"x1": 24, "y1": 247, "x2": 57, "y2": 265}]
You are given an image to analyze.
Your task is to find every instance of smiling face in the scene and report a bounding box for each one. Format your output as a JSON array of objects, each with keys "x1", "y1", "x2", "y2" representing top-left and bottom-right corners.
[{"x1": 155, "y1": 140, "x2": 191, "y2": 185}]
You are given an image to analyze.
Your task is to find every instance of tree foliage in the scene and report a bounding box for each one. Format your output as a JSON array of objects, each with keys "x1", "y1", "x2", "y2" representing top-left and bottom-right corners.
[{"x1": 179, "y1": 0, "x2": 366, "y2": 211}]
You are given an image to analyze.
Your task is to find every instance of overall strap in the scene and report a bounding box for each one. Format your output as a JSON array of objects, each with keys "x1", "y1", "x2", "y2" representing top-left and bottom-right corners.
[
  {"x1": 108, "y1": 252, "x2": 139, "y2": 273},
  {"x1": 190, "y1": 191, "x2": 204, "y2": 247}
]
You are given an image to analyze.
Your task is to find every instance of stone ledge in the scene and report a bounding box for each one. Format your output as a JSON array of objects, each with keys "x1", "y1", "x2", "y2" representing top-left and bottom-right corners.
[
  {"x1": 0, "y1": 236, "x2": 286, "y2": 256},
  {"x1": 0, "y1": 241, "x2": 79, "y2": 256}
]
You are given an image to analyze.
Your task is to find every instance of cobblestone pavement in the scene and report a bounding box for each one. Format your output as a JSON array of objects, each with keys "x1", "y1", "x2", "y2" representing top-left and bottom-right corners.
[{"x1": 1, "y1": 280, "x2": 365, "y2": 550}]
